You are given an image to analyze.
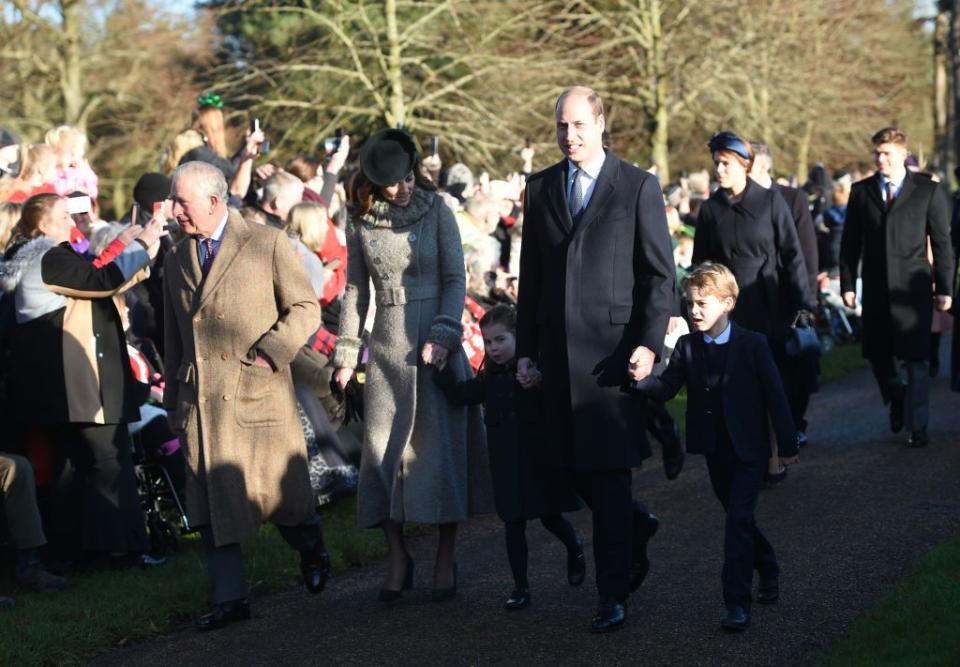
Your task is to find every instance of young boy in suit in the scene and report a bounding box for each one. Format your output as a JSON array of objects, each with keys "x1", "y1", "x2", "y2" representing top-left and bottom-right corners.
[{"x1": 634, "y1": 262, "x2": 798, "y2": 632}]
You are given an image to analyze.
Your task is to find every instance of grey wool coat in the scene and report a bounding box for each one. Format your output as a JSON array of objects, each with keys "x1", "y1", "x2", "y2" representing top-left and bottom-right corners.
[
  {"x1": 163, "y1": 211, "x2": 321, "y2": 546},
  {"x1": 333, "y1": 188, "x2": 493, "y2": 528}
]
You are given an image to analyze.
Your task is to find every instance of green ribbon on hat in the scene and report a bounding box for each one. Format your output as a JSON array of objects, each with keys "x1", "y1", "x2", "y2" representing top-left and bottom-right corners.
[{"x1": 197, "y1": 93, "x2": 224, "y2": 109}]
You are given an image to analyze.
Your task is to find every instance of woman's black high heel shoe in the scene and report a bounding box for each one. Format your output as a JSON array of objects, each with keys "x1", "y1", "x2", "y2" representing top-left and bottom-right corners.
[
  {"x1": 431, "y1": 563, "x2": 458, "y2": 602},
  {"x1": 377, "y1": 558, "x2": 414, "y2": 602}
]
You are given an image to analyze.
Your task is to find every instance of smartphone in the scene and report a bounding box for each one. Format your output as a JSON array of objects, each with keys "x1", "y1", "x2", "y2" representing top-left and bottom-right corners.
[
  {"x1": 324, "y1": 136, "x2": 340, "y2": 153},
  {"x1": 260, "y1": 139, "x2": 271, "y2": 155},
  {"x1": 67, "y1": 195, "x2": 91, "y2": 215},
  {"x1": 525, "y1": 137, "x2": 532, "y2": 148},
  {"x1": 131, "y1": 202, "x2": 140, "y2": 226},
  {"x1": 152, "y1": 201, "x2": 163, "y2": 216},
  {"x1": 430, "y1": 136, "x2": 439, "y2": 156},
  {"x1": 250, "y1": 118, "x2": 260, "y2": 134}
]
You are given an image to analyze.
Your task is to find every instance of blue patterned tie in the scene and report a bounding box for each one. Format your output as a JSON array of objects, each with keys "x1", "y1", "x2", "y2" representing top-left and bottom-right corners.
[
  {"x1": 202, "y1": 237, "x2": 216, "y2": 275},
  {"x1": 569, "y1": 168, "x2": 584, "y2": 220}
]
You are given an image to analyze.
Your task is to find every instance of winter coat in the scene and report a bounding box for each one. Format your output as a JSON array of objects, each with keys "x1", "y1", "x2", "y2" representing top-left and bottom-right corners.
[
  {"x1": 693, "y1": 179, "x2": 812, "y2": 341},
  {"x1": 0, "y1": 236, "x2": 150, "y2": 425},
  {"x1": 839, "y1": 172, "x2": 954, "y2": 361},
  {"x1": 434, "y1": 361, "x2": 582, "y2": 522},
  {"x1": 163, "y1": 211, "x2": 320, "y2": 546},
  {"x1": 635, "y1": 323, "x2": 797, "y2": 462},
  {"x1": 517, "y1": 152, "x2": 676, "y2": 472},
  {"x1": 333, "y1": 188, "x2": 493, "y2": 528}
]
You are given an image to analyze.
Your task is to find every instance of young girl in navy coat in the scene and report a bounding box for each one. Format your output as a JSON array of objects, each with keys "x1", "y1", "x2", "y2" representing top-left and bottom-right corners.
[
  {"x1": 635, "y1": 263, "x2": 798, "y2": 632},
  {"x1": 434, "y1": 304, "x2": 585, "y2": 610}
]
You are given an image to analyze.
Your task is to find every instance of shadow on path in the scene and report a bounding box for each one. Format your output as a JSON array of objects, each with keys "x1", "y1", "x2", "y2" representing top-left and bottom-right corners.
[{"x1": 96, "y1": 364, "x2": 960, "y2": 667}]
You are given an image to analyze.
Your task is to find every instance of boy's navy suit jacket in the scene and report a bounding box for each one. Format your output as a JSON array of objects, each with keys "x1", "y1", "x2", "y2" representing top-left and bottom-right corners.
[{"x1": 635, "y1": 322, "x2": 797, "y2": 461}]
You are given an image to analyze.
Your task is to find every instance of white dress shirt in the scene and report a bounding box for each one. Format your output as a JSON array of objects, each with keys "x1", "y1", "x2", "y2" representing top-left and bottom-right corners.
[
  {"x1": 566, "y1": 150, "x2": 606, "y2": 214},
  {"x1": 880, "y1": 172, "x2": 906, "y2": 204}
]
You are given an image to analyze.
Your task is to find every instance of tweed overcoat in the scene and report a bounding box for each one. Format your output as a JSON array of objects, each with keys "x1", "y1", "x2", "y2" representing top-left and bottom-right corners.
[
  {"x1": 333, "y1": 188, "x2": 493, "y2": 528},
  {"x1": 516, "y1": 152, "x2": 676, "y2": 473},
  {"x1": 839, "y1": 171, "x2": 954, "y2": 361},
  {"x1": 163, "y1": 212, "x2": 321, "y2": 546}
]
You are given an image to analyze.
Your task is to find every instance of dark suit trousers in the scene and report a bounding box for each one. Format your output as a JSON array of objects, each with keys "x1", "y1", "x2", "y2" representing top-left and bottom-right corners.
[
  {"x1": 870, "y1": 357, "x2": 929, "y2": 432},
  {"x1": 705, "y1": 440, "x2": 777, "y2": 610},
  {"x1": 200, "y1": 514, "x2": 324, "y2": 605},
  {"x1": 575, "y1": 469, "x2": 648, "y2": 602}
]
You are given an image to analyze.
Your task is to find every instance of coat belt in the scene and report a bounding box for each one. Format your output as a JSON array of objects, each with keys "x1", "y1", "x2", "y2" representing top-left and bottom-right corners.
[{"x1": 375, "y1": 285, "x2": 440, "y2": 306}]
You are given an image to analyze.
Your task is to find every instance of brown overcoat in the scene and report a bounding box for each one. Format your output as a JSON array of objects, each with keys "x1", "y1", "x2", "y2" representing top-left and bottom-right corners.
[{"x1": 163, "y1": 211, "x2": 321, "y2": 546}]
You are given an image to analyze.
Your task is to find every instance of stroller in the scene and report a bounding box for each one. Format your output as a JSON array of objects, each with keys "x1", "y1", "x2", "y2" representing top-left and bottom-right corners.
[
  {"x1": 814, "y1": 285, "x2": 861, "y2": 353},
  {"x1": 127, "y1": 338, "x2": 194, "y2": 556}
]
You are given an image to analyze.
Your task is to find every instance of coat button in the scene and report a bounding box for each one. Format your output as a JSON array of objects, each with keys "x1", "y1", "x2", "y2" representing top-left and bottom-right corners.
[
  {"x1": 216, "y1": 313, "x2": 225, "y2": 320},
  {"x1": 223, "y1": 395, "x2": 231, "y2": 401},
  {"x1": 221, "y1": 353, "x2": 229, "y2": 360},
  {"x1": 199, "y1": 396, "x2": 207, "y2": 404},
  {"x1": 706, "y1": 410, "x2": 712, "y2": 415},
  {"x1": 194, "y1": 316, "x2": 201, "y2": 323}
]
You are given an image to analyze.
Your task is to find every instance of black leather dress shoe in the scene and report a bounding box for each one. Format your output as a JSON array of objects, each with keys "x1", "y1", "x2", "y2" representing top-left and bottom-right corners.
[
  {"x1": 504, "y1": 588, "x2": 530, "y2": 611},
  {"x1": 720, "y1": 605, "x2": 750, "y2": 632},
  {"x1": 590, "y1": 602, "x2": 626, "y2": 633},
  {"x1": 889, "y1": 387, "x2": 906, "y2": 433},
  {"x1": 195, "y1": 599, "x2": 251, "y2": 632},
  {"x1": 629, "y1": 513, "x2": 659, "y2": 592},
  {"x1": 756, "y1": 576, "x2": 779, "y2": 604},
  {"x1": 301, "y1": 548, "x2": 331, "y2": 594},
  {"x1": 907, "y1": 427, "x2": 929, "y2": 448},
  {"x1": 567, "y1": 540, "x2": 586, "y2": 587}
]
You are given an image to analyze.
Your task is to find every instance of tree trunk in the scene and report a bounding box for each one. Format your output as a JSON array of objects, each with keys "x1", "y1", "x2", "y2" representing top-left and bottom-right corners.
[
  {"x1": 948, "y1": 0, "x2": 960, "y2": 180},
  {"x1": 59, "y1": 0, "x2": 84, "y2": 129},
  {"x1": 934, "y1": 8, "x2": 951, "y2": 178},
  {"x1": 384, "y1": 0, "x2": 405, "y2": 128},
  {"x1": 648, "y1": 0, "x2": 669, "y2": 179},
  {"x1": 796, "y1": 118, "x2": 815, "y2": 182}
]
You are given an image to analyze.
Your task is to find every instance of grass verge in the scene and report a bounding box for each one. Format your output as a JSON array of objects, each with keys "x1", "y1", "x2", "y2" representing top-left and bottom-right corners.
[
  {"x1": 0, "y1": 497, "x2": 385, "y2": 666},
  {"x1": 821, "y1": 532, "x2": 960, "y2": 667}
]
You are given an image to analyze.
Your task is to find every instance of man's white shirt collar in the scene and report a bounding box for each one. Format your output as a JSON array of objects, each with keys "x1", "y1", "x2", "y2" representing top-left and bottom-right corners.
[
  {"x1": 568, "y1": 150, "x2": 606, "y2": 181},
  {"x1": 204, "y1": 211, "x2": 229, "y2": 242},
  {"x1": 704, "y1": 322, "x2": 732, "y2": 345}
]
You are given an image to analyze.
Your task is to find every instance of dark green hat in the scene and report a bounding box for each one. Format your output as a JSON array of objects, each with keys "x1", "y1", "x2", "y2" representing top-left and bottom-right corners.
[{"x1": 361, "y1": 129, "x2": 418, "y2": 186}]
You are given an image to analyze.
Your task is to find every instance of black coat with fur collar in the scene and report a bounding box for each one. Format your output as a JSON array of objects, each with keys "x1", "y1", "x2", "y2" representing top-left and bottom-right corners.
[{"x1": 0, "y1": 237, "x2": 147, "y2": 426}]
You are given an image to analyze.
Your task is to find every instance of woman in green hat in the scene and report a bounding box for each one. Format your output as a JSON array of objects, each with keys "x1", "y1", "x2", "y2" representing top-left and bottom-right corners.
[{"x1": 333, "y1": 129, "x2": 493, "y2": 602}]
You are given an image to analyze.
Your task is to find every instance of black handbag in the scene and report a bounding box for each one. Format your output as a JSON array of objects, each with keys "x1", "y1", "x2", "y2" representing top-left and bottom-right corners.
[{"x1": 785, "y1": 312, "x2": 821, "y2": 357}]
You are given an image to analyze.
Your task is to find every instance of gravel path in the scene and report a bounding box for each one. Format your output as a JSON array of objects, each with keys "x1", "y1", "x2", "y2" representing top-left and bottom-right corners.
[{"x1": 96, "y1": 365, "x2": 960, "y2": 666}]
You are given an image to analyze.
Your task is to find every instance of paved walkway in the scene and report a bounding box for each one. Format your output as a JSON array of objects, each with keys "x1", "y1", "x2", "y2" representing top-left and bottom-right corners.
[{"x1": 97, "y1": 365, "x2": 960, "y2": 666}]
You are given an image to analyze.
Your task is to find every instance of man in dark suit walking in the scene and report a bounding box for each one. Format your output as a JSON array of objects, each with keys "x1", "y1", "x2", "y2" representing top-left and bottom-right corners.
[
  {"x1": 839, "y1": 127, "x2": 954, "y2": 447},
  {"x1": 516, "y1": 86, "x2": 676, "y2": 632}
]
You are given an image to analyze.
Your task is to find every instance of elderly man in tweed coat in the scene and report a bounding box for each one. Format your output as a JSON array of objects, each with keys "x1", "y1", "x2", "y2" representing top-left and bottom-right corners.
[{"x1": 163, "y1": 161, "x2": 329, "y2": 632}]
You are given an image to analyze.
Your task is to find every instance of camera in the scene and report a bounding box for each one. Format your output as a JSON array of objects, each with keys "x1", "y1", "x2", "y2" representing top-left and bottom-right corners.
[{"x1": 324, "y1": 127, "x2": 344, "y2": 154}]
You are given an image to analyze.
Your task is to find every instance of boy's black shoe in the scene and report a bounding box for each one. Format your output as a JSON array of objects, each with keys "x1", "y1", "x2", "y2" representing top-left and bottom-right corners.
[
  {"x1": 756, "y1": 575, "x2": 779, "y2": 604},
  {"x1": 590, "y1": 601, "x2": 626, "y2": 633},
  {"x1": 504, "y1": 588, "x2": 530, "y2": 611},
  {"x1": 720, "y1": 605, "x2": 750, "y2": 632},
  {"x1": 195, "y1": 599, "x2": 251, "y2": 632},
  {"x1": 907, "y1": 427, "x2": 928, "y2": 448}
]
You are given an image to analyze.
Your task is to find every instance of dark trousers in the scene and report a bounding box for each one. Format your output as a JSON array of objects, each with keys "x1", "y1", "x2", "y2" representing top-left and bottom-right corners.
[
  {"x1": 870, "y1": 357, "x2": 929, "y2": 432},
  {"x1": 575, "y1": 469, "x2": 646, "y2": 602},
  {"x1": 705, "y1": 442, "x2": 777, "y2": 610},
  {"x1": 200, "y1": 513, "x2": 324, "y2": 605},
  {"x1": 46, "y1": 423, "x2": 148, "y2": 560}
]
